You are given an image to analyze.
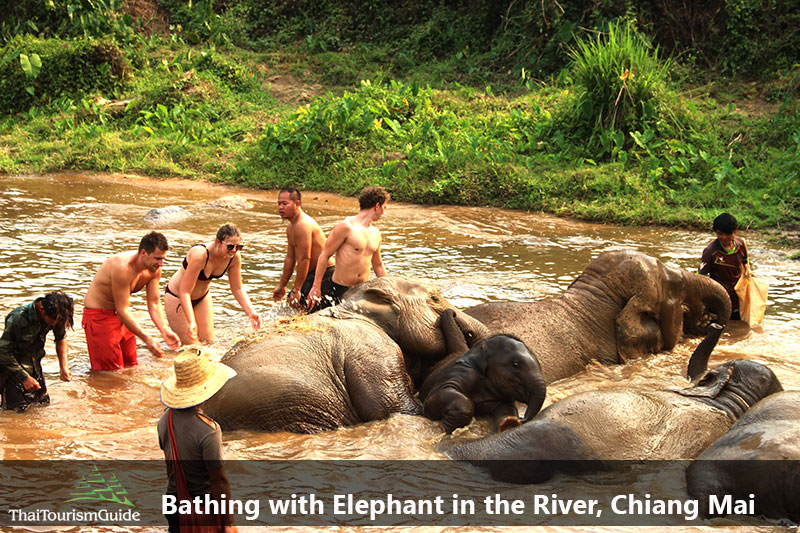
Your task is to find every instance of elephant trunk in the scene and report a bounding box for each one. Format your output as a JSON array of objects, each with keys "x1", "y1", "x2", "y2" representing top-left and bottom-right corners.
[
  {"x1": 682, "y1": 271, "x2": 732, "y2": 335},
  {"x1": 452, "y1": 308, "x2": 490, "y2": 347},
  {"x1": 687, "y1": 322, "x2": 725, "y2": 380},
  {"x1": 522, "y1": 374, "x2": 547, "y2": 422}
]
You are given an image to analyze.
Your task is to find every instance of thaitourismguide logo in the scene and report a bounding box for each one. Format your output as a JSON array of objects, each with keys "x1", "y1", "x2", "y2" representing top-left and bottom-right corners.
[
  {"x1": 66, "y1": 463, "x2": 136, "y2": 507},
  {"x1": 7, "y1": 463, "x2": 141, "y2": 524}
]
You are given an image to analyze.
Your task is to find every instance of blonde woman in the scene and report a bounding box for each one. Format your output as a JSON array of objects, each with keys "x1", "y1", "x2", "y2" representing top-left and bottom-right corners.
[{"x1": 165, "y1": 224, "x2": 261, "y2": 344}]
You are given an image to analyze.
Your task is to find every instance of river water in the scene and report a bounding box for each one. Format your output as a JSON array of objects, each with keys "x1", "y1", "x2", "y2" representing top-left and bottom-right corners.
[{"x1": 0, "y1": 173, "x2": 798, "y2": 531}]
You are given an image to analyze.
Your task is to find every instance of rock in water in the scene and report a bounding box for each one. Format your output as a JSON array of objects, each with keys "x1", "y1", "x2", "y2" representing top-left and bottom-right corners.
[{"x1": 143, "y1": 206, "x2": 191, "y2": 225}]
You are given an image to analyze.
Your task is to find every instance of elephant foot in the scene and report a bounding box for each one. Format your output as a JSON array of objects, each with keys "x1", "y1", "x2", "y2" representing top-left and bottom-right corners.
[{"x1": 498, "y1": 416, "x2": 522, "y2": 432}]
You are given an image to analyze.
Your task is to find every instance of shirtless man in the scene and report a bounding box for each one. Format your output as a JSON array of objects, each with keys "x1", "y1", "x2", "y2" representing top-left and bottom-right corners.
[
  {"x1": 272, "y1": 188, "x2": 335, "y2": 312},
  {"x1": 307, "y1": 186, "x2": 389, "y2": 309},
  {"x1": 83, "y1": 231, "x2": 180, "y2": 371}
]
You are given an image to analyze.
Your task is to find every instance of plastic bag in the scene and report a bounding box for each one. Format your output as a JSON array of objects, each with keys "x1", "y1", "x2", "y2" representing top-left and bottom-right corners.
[{"x1": 734, "y1": 266, "x2": 768, "y2": 327}]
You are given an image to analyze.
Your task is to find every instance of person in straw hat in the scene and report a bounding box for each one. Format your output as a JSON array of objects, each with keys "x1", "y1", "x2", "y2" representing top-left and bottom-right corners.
[{"x1": 158, "y1": 348, "x2": 238, "y2": 532}]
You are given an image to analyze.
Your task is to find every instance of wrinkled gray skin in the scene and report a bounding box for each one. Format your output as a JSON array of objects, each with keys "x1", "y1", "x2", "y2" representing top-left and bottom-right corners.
[
  {"x1": 466, "y1": 250, "x2": 732, "y2": 384},
  {"x1": 203, "y1": 276, "x2": 488, "y2": 433},
  {"x1": 419, "y1": 309, "x2": 546, "y2": 433},
  {"x1": 687, "y1": 390, "x2": 800, "y2": 523},
  {"x1": 442, "y1": 325, "x2": 783, "y2": 484}
]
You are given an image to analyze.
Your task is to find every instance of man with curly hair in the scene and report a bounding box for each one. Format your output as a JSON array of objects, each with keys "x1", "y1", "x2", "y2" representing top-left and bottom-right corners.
[{"x1": 308, "y1": 186, "x2": 390, "y2": 309}]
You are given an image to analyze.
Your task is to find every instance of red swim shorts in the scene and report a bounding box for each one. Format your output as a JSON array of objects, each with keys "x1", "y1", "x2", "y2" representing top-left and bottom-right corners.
[{"x1": 82, "y1": 308, "x2": 138, "y2": 371}]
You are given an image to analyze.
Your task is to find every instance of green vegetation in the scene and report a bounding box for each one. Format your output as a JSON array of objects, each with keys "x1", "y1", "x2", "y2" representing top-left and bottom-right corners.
[{"x1": 1, "y1": 1, "x2": 798, "y2": 230}]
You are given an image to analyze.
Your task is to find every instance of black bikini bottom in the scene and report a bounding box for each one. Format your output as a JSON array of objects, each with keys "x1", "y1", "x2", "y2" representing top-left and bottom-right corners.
[{"x1": 165, "y1": 286, "x2": 209, "y2": 307}]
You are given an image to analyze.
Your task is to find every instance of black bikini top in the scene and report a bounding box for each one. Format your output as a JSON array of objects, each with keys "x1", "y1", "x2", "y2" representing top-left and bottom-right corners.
[{"x1": 183, "y1": 244, "x2": 233, "y2": 281}]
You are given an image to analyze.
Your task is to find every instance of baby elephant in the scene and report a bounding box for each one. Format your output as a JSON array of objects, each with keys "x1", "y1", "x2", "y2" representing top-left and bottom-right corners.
[
  {"x1": 686, "y1": 390, "x2": 800, "y2": 523},
  {"x1": 419, "y1": 331, "x2": 546, "y2": 433}
]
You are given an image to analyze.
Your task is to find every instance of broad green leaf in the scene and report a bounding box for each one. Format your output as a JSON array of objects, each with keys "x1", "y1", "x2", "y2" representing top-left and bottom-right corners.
[
  {"x1": 20, "y1": 54, "x2": 31, "y2": 78},
  {"x1": 384, "y1": 117, "x2": 402, "y2": 136},
  {"x1": 630, "y1": 130, "x2": 647, "y2": 149}
]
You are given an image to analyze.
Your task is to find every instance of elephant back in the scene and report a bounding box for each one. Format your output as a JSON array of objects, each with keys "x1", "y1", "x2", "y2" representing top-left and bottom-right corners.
[
  {"x1": 201, "y1": 316, "x2": 420, "y2": 432},
  {"x1": 686, "y1": 391, "x2": 800, "y2": 522},
  {"x1": 691, "y1": 390, "x2": 800, "y2": 460},
  {"x1": 537, "y1": 389, "x2": 732, "y2": 460}
]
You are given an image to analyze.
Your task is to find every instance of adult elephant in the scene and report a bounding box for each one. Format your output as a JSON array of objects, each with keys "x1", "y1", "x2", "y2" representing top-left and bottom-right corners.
[
  {"x1": 419, "y1": 310, "x2": 546, "y2": 433},
  {"x1": 466, "y1": 250, "x2": 731, "y2": 383},
  {"x1": 442, "y1": 324, "x2": 783, "y2": 483},
  {"x1": 686, "y1": 390, "x2": 800, "y2": 522},
  {"x1": 202, "y1": 276, "x2": 488, "y2": 433}
]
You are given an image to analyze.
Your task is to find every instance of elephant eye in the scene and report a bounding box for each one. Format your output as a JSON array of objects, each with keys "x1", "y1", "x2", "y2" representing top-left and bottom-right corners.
[{"x1": 512, "y1": 360, "x2": 520, "y2": 368}]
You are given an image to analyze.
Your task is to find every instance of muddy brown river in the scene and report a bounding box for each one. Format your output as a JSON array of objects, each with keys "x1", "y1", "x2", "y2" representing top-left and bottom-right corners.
[{"x1": 1, "y1": 173, "x2": 798, "y2": 532}]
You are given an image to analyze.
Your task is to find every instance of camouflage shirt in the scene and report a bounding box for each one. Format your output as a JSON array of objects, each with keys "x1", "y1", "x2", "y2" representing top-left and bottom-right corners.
[{"x1": 0, "y1": 300, "x2": 66, "y2": 382}]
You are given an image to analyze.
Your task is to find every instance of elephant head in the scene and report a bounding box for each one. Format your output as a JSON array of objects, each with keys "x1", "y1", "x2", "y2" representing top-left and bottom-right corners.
[
  {"x1": 677, "y1": 323, "x2": 783, "y2": 420},
  {"x1": 570, "y1": 250, "x2": 731, "y2": 362},
  {"x1": 419, "y1": 325, "x2": 547, "y2": 433},
  {"x1": 329, "y1": 276, "x2": 488, "y2": 367}
]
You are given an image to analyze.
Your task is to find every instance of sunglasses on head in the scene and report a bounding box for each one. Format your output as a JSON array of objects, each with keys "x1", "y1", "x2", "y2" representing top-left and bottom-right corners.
[{"x1": 225, "y1": 243, "x2": 244, "y2": 252}]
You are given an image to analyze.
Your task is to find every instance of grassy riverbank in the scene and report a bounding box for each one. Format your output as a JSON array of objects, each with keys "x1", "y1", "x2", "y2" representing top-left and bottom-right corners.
[{"x1": 1, "y1": 1, "x2": 798, "y2": 231}]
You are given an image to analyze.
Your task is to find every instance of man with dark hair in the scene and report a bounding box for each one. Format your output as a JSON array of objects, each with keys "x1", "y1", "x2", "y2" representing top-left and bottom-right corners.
[
  {"x1": 139, "y1": 231, "x2": 170, "y2": 254},
  {"x1": 0, "y1": 291, "x2": 74, "y2": 411},
  {"x1": 273, "y1": 188, "x2": 334, "y2": 312},
  {"x1": 308, "y1": 186, "x2": 390, "y2": 309},
  {"x1": 699, "y1": 212, "x2": 748, "y2": 320},
  {"x1": 83, "y1": 231, "x2": 180, "y2": 370}
]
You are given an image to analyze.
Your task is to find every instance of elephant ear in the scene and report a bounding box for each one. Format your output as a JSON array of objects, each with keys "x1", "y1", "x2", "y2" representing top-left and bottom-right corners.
[
  {"x1": 363, "y1": 287, "x2": 395, "y2": 304},
  {"x1": 615, "y1": 295, "x2": 663, "y2": 362},
  {"x1": 465, "y1": 342, "x2": 489, "y2": 378},
  {"x1": 674, "y1": 364, "x2": 734, "y2": 399},
  {"x1": 356, "y1": 286, "x2": 401, "y2": 316}
]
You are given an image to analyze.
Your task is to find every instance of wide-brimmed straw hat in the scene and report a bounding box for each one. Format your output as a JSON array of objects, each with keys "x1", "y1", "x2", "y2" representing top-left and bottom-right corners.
[{"x1": 160, "y1": 348, "x2": 236, "y2": 409}]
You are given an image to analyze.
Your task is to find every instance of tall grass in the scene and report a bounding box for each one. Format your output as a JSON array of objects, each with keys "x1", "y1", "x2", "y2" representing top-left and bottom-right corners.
[{"x1": 568, "y1": 21, "x2": 675, "y2": 150}]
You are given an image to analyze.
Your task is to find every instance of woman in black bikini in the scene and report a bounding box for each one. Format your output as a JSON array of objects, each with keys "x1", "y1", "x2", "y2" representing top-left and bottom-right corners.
[{"x1": 165, "y1": 224, "x2": 261, "y2": 344}]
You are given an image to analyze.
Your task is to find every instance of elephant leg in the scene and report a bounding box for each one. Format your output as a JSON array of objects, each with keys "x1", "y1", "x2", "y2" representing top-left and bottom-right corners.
[
  {"x1": 475, "y1": 401, "x2": 522, "y2": 432},
  {"x1": 347, "y1": 343, "x2": 422, "y2": 421},
  {"x1": 423, "y1": 386, "x2": 475, "y2": 433},
  {"x1": 480, "y1": 401, "x2": 522, "y2": 432}
]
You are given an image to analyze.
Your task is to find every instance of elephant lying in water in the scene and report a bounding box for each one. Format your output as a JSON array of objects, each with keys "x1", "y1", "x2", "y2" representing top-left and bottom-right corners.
[
  {"x1": 466, "y1": 250, "x2": 732, "y2": 383},
  {"x1": 419, "y1": 310, "x2": 546, "y2": 433},
  {"x1": 202, "y1": 276, "x2": 488, "y2": 433},
  {"x1": 686, "y1": 390, "x2": 800, "y2": 523},
  {"x1": 442, "y1": 324, "x2": 783, "y2": 483}
]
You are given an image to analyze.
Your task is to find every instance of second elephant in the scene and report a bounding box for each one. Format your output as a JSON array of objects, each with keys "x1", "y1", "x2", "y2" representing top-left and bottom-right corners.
[{"x1": 466, "y1": 250, "x2": 732, "y2": 383}]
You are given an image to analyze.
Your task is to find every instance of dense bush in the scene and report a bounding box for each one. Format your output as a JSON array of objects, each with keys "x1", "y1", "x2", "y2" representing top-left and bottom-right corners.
[
  {"x1": 560, "y1": 21, "x2": 677, "y2": 157},
  {"x1": 0, "y1": 36, "x2": 130, "y2": 115},
  {"x1": 176, "y1": 0, "x2": 798, "y2": 79},
  {"x1": 0, "y1": 0, "x2": 135, "y2": 43}
]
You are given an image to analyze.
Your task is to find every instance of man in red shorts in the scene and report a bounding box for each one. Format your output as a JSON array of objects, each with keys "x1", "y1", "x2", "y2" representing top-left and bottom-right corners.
[{"x1": 83, "y1": 232, "x2": 180, "y2": 370}]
